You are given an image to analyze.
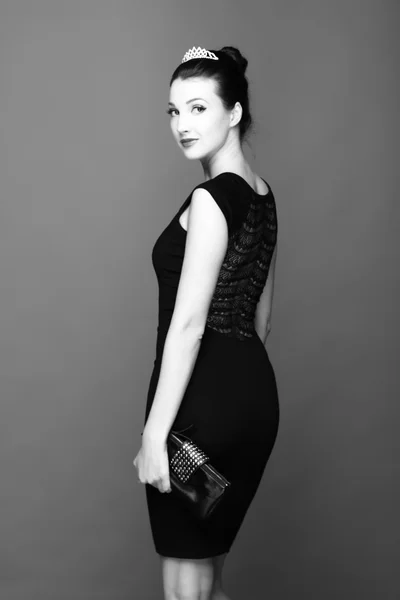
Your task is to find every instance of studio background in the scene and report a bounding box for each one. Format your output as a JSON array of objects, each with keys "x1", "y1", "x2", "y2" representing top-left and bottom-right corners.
[{"x1": 0, "y1": 1, "x2": 398, "y2": 599}]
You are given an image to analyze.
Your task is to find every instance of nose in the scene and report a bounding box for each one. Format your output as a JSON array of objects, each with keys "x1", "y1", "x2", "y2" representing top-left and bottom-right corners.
[{"x1": 176, "y1": 114, "x2": 191, "y2": 135}]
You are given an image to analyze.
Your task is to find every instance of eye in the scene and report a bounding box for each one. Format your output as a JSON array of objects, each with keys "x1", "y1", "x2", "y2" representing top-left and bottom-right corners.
[{"x1": 166, "y1": 105, "x2": 206, "y2": 117}]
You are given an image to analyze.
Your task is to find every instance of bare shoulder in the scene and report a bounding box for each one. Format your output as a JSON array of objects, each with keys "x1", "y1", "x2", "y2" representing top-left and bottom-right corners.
[{"x1": 253, "y1": 173, "x2": 269, "y2": 195}]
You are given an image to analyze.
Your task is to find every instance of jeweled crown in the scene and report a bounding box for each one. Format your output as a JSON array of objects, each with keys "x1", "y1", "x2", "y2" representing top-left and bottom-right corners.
[{"x1": 181, "y1": 46, "x2": 219, "y2": 64}]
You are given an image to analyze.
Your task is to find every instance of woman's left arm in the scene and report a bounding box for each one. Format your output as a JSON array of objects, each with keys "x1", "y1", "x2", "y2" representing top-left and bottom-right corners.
[{"x1": 142, "y1": 187, "x2": 230, "y2": 444}]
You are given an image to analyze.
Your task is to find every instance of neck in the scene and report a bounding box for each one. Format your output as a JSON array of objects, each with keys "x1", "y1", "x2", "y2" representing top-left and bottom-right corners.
[{"x1": 200, "y1": 133, "x2": 249, "y2": 181}]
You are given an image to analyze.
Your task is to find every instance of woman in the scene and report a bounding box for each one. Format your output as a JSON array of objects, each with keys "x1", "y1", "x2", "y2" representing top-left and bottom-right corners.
[{"x1": 133, "y1": 45, "x2": 279, "y2": 600}]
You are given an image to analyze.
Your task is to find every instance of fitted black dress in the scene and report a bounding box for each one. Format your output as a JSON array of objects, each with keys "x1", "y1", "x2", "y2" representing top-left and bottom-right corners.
[{"x1": 143, "y1": 171, "x2": 279, "y2": 559}]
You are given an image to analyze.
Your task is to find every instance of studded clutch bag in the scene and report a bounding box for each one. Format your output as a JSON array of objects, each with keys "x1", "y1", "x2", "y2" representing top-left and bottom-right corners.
[{"x1": 167, "y1": 425, "x2": 231, "y2": 520}]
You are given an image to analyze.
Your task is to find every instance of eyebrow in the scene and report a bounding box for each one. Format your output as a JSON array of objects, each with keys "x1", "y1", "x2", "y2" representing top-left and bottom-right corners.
[{"x1": 168, "y1": 97, "x2": 208, "y2": 106}]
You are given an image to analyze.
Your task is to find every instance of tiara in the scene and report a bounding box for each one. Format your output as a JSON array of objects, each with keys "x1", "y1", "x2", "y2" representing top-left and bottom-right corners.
[{"x1": 181, "y1": 46, "x2": 219, "y2": 63}]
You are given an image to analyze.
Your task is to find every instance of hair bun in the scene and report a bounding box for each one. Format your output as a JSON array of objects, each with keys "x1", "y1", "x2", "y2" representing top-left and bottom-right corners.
[{"x1": 219, "y1": 46, "x2": 248, "y2": 74}]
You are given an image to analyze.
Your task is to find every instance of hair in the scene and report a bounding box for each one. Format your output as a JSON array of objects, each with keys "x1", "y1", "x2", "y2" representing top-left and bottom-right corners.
[{"x1": 169, "y1": 46, "x2": 254, "y2": 145}]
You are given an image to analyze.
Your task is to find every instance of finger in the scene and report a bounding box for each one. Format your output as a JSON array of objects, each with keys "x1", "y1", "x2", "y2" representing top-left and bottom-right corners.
[{"x1": 161, "y1": 479, "x2": 172, "y2": 494}]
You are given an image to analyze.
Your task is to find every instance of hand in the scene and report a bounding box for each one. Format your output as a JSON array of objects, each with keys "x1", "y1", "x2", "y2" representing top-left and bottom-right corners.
[{"x1": 133, "y1": 435, "x2": 172, "y2": 494}]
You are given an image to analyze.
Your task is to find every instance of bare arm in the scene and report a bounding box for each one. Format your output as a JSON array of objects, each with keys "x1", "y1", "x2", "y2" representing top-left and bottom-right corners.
[
  {"x1": 143, "y1": 188, "x2": 229, "y2": 443},
  {"x1": 254, "y1": 242, "x2": 278, "y2": 345}
]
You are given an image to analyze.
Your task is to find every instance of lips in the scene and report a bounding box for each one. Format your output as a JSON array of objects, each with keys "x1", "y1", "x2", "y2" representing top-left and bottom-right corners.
[{"x1": 181, "y1": 138, "x2": 198, "y2": 143}]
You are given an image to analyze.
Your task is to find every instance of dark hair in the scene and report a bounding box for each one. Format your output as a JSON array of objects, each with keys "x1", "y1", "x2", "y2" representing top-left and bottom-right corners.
[{"x1": 169, "y1": 46, "x2": 254, "y2": 144}]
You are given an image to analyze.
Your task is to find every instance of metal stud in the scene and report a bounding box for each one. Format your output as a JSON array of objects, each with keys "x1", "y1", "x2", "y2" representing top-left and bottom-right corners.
[{"x1": 170, "y1": 439, "x2": 210, "y2": 483}]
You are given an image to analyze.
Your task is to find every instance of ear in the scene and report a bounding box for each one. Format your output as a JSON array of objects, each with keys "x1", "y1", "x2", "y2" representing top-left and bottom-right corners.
[{"x1": 230, "y1": 101, "x2": 243, "y2": 128}]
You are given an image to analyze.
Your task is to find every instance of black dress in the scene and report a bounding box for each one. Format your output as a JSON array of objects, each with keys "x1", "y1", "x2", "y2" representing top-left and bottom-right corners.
[{"x1": 143, "y1": 171, "x2": 280, "y2": 559}]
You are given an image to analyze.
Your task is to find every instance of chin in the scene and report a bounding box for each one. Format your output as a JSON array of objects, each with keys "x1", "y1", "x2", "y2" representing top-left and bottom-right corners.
[{"x1": 181, "y1": 147, "x2": 202, "y2": 160}]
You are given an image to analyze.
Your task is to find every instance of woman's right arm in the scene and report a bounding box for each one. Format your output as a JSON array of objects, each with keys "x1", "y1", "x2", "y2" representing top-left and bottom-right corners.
[{"x1": 254, "y1": 242, "x2": 277, "y2": 345}]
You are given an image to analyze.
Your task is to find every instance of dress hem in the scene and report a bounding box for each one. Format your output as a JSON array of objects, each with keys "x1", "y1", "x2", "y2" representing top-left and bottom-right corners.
[{"x1": 156, "y1": 547, "x2": 231, "y2": 560}]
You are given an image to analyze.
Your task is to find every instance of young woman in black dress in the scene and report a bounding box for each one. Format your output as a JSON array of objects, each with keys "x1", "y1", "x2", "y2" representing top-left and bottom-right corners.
[{"x1": 133, "y1": 46, "x2": 279, "y2": 600}]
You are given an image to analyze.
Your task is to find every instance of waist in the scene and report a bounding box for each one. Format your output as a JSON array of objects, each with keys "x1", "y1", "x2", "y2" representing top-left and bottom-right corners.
[{"x1": 154, "y1": 322, "x2": 263, "y2": 361}]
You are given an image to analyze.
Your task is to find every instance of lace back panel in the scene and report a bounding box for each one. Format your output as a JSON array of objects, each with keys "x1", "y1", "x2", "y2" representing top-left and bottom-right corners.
[{"x1": 205, "y1": 191, "x2": 277, "y2": 341}]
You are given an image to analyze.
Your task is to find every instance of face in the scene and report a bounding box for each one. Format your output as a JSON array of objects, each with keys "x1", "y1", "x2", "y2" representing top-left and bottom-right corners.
[{"x1": 167, "y1": 76, "x2": 240, "y2": 161}]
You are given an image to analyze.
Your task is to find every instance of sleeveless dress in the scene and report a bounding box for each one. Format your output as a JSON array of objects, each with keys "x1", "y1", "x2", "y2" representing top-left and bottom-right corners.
[{"x1": 143, "y1": 171, "x2": 280, "y2": 559}]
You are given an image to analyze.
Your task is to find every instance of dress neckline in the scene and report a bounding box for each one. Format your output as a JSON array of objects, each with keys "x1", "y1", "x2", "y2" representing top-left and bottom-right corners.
[
  {"x1": 216, "y1": 171, "x2": 270, "y2": 198},
  {"x1": 176, "y1": 171, "x2": 270, "y2": 234}
]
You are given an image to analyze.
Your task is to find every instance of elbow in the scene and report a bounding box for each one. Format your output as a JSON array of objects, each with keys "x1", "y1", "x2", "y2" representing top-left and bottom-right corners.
[
  {"x1": 169, "y1": 320, "x2": 205, "y2": 341},
  {"x1": 264, "y1": 320, "x2": 272, "y2": 342},
  {"x1": 255, "y1": 318, "x2": 271, "y2": 345}
]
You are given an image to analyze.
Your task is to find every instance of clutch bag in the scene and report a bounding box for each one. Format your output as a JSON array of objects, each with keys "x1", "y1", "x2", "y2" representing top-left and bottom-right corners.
[{"x1": 166, "y1": 425, "x2": 231, "y2": 520}]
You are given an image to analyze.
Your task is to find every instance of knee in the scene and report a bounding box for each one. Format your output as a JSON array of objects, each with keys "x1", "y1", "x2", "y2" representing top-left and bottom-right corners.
[
  {"x1": 164, "y1": 594, "x2": 200, "y2": 600},
  {"x1": 164, "y1": 584, "x2": 213, "y2": 600},
  {"x1": 162, "y1": 556, "x2": 215, "y2": 600},
  {"x1": 164, "y1": 594, "x2": 198, "y2": 600}
]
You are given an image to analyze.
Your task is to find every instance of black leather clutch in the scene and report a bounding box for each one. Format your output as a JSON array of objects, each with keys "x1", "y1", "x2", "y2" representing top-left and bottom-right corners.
[{"x1": 167, "y1": 425, "x2": 231, "y2": 520}]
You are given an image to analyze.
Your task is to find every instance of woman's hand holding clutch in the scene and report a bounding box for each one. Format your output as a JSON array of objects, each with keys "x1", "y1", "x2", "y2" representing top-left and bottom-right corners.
[{"x1": 133, "y1": 432, "x2": 172, "y2": 494}]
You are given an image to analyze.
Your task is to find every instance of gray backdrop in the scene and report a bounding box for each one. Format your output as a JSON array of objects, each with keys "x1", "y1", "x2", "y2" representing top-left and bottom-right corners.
[{"x1": 0, "y1": 1, "x2": 398, "y2": 599}]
